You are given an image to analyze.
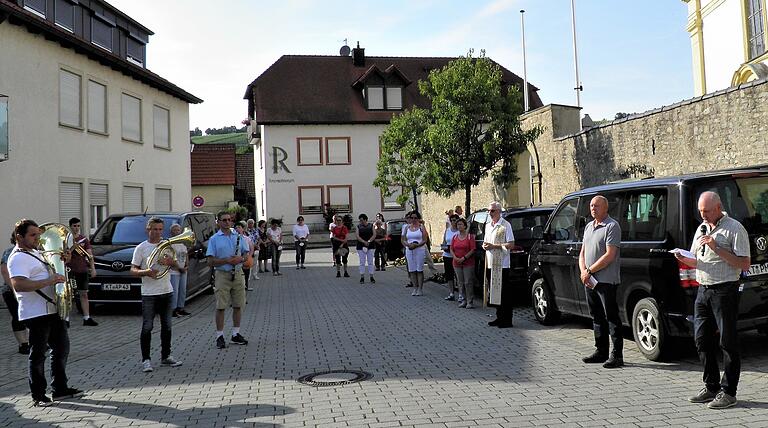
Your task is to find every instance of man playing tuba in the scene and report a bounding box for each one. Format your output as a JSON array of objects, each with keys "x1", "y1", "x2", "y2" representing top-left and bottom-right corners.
[
  {"x1": 7, "y1": 219, "x2": 84, "y2": 407},
  {"x1": 130, "y1": 217, "x2": 183, "y2": 373}
]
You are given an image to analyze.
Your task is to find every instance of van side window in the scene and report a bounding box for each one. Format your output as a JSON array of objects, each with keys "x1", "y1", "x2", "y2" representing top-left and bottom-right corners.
[
  {"x1": 470, "y1": 212, "x2": 489, "y2": 240},
  {"x1": 576, "y1": 193, "x2": 624, "y2": 241},
  {"x1": 623, "y1": 190, "x2": 667, "y2": 241},
  {"x1": 549, "y1": 198, "x2": 578, "y2": 241}
]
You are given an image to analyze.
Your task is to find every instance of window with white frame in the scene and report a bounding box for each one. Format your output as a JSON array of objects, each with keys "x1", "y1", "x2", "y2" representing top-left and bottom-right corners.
[
  {"x1": 382, "y1": 187, "x2": 405, "y2": 211},
  {"x1": 89, "y1": 183, "x2": 108, "y2": 233},
  {"x1": 91, "y1": 14, "x2": 114, "y2": 52},
  {"x1": 298, "y1": 186, "x2": 324, "y2": 214},
  {"x1": 59, "y1": 182, "x2": 82, "y2": 224},
  {"x1": 326, "y1": 137, "x2": 351, "y2": 165},
  {"x1": 327, "y1": 185, "x2": 352, "y2": 213},
  {"x1": 385, "y1": 86, "x2": 403, "y2": 109},
  {"x1": 121, "y1": 93, "x2": 141, "y2": 142},
  {"x1": 155, "y1": 188, "x2": 171, "y2": 211},
  {"x1": 297, "y1": 137, "x2": 322, "y2": 165},
  {"x1": 23, "y1": 0, "x2": 46, "y2": 17},
  {"x1": 87, "y1": 80, "x2": 107, "y2": 134},
  {"x1": 153, "y1": 105, "x2": 170, "y2": 149},
  {"x1": 123, "y1": 185, "x2": 143, "y2": 212},
  {"x1": 365, "y1": 86, "x2": 384, "y2": 110},
  {"x1": 59, "y1": 69, "x2": 81, "y2": 128}
]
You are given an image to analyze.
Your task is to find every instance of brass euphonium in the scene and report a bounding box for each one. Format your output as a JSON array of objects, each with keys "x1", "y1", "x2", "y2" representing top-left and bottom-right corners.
[
  {"x1": 146, "y1": 227, "x2": 195, "y2": 279},
  {"x1": 38, "y1": 223, "x2": 75, "y2": 320}
]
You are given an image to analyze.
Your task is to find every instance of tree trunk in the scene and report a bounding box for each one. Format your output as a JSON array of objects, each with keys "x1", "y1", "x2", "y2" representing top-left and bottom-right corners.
[
  {"x1": 412, "y1": 186, "x2": 419, "y2": 212},
  {"x1": 465, "y1": 183, "x2": 472, "y2": 220}
]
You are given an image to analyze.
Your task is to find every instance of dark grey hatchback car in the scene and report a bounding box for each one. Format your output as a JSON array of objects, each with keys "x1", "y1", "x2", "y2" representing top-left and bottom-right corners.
[
  {"x1": 87, "y1": 212, "x2": 216, "y2": 304},
  {"x1": 528, "y1": 167, "x2": 768, "y2": 360}
]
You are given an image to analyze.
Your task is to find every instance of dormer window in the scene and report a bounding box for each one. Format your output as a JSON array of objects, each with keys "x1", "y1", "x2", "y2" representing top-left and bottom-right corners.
[
  {"x1": 354, "y1": 64, "x2": 410, "y2": 111},
  {"x1": 23, "y1": 0, "x2": 46, "y2": 18},
  {"x1": 364, "y1": 84, "x2": 402, "y2": 110},
  {"x1": 91, "y1": 12, "x2": 115, "y2": 52},
  {"x1": 126, "y1": 35, "x2": 146, "y2": 67}
]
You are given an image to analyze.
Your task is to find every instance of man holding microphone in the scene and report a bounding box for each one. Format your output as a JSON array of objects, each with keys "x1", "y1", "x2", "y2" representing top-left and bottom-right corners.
[{"x1": 675, "y1": 191, "x2": 750, "y2": 410}]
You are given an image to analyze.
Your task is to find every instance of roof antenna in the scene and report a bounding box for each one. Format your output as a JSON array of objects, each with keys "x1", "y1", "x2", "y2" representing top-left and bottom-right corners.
[
  {"x1": 143, "y1": 206, "x2": 149, "y2": 216},
  {"x1": 339, "y1": 38, "x2": 351, "y2": 56}
]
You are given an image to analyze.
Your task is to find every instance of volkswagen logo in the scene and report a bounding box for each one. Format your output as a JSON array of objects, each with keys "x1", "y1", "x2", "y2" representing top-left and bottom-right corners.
[
  {"x1": 111, "y1": 261, "x2": 125, "y2": 271},
  {"x1": 756, "y1": 236, "x2": 768, "y2": 253}
]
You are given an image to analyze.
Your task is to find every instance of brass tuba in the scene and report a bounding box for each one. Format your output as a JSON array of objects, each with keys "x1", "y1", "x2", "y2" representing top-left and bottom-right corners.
[
  {"x1": 38, "y1": 223, "x2": 75, "y2": 320},
  {"x1": 146, "y1": 227, "x2": 195, "y2": 279}
]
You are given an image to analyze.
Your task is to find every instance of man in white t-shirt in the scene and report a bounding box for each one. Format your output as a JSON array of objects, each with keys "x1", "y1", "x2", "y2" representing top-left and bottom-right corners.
[
  {"x1": 482, "y1": 201, "x2": 516, "y2": 328},
  {"x1": 131, "y1": 217, "x2": 183, "y2": 373},
  {"x1": 8, "y1": 219, "x2": 84, "y2": 406}
]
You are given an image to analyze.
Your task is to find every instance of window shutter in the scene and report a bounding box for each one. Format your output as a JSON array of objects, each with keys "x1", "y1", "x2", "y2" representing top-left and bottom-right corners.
[
  {"x1": 88, "y1": 80, "x2": 106, "y2": 133},
  {"x1": 89, "y1": 183, "x2": 108, "y2": 206},
  {"x1": 123, "y1": 186, "x2": 143, "y2": 212},
  {"x1": 59, "y1": 182, "x2": 82, "y2": 224},
  {"x1": 59, "y1": 70, "x2": 81, "y2": 127},
  {"x1": 153, "y1": 106, "x2": 169, "y2": 148},
  {"x1": 122, "y1": 94, "x2": 141, "y2": 141},
  {"x1": 155, "y1": 188, "x2": 171, "y2": 212}
]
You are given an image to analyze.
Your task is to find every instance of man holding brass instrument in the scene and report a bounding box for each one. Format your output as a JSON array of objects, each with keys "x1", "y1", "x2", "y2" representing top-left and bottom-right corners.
[
  {"x1": 207, "y1": 211, "x2": 251, "y2": 349},
  {"x1": 131, "y1": 217, "x2": 183, "y2": 373},
  {"x1": 66, "y1": 217, "x2": 98, "y2": 326},
  {"x1": 7, "y1": 219, "x2": 84, "y2": 407}
]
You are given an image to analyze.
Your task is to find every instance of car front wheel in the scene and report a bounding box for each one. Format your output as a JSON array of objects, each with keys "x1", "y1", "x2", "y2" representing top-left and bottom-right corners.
[
  {"x1": 632, "y1": 297, "x2": 666, "y2": 361},
  {"x1": 531, "y1": 278, "x2": 559, "y2": 325}
]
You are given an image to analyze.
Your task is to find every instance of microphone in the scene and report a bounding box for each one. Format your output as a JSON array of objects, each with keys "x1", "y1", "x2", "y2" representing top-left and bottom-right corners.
[{"x1": 700, "y1": 225, "x2": 707, "y2": 256}]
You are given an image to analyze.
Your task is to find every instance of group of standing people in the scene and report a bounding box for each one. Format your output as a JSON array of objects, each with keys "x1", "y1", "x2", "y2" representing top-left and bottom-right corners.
[{"x1": 328, "y1": 212, "x2": 388, "y2": 283}]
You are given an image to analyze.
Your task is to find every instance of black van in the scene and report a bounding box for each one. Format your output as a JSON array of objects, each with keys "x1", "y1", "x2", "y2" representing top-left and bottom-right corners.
[
  {"x1": 528, "y1": 167, "x2": 768, "y2": 360},
  {"x1": 87, "y1": 212, "x2": 217, "y2": 304}
]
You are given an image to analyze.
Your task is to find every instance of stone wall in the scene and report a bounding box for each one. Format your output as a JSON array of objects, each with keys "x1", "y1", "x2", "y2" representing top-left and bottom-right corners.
[{"x1": 420, "y1": 77, "x2": 768, "y2": 234}]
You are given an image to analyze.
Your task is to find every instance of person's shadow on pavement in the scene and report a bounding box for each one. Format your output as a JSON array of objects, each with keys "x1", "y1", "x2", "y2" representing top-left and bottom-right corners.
[{"x1": 54, "y1": 397, "x2": 294, "y2": 427}]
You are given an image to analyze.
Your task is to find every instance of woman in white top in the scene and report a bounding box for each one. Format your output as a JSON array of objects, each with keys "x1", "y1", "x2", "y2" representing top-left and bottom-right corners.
[
  {"x1": 169, "y1": 223, "x2": 190, "y2": 317},
  {"x1": 401, "y1": 210, "x2": 429, "y2": 296},
  {"x1": 235, "y1": 221, "x2": 256, "y2": 289},
  {"x1": 442, "y1": 215, "x2": 460, "y2": 302},
  {"x1": 292, "y1": 216, "x2": 310, "y2": 269},
  {"x1": 266, "y1": 219, "x2": 283, "y2": 276}
]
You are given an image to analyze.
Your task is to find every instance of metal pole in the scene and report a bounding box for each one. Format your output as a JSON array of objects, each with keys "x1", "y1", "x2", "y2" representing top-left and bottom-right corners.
[
  {"x1": 520, "y1": 10, "x2": 529, "y2": 112},
  {"x1": 570, "y1": 0, "x2": 582, "y2": 108}
]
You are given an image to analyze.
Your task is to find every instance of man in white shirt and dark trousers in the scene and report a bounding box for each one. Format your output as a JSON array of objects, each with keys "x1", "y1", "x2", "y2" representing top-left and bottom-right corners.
[
  {"x1": 482, "y1": 202, "x2": 515, "y2": 328},
  {"x1": 131, "y1": 217, "x2": 183, "y2": 373},
  {"x1": 7, "y1": 219, "x2": 84, "y2": 406}
]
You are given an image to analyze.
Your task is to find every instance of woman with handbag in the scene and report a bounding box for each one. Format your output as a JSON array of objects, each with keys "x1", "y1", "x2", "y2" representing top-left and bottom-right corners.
[
  {"x1": 330, "y1": 215, "x2": 350, "y2": 278},
  {"x1": 266, "y1": 219, "x2": 283, "y2": 276},
  {"x1": 450, "y1": 218, "x2": 476, "y2": 308},
  {"x1": 402, "y1": 211, "x2": 429, "y2": 296},
  {"x1": 292, "y1": 216, "x2": 310, "y2": 269}
]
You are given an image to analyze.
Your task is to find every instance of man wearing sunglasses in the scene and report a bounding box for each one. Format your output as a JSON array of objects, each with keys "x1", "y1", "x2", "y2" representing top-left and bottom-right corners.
[{"x1": 482, "y1": 202, "x2": 515, "y2": 328}]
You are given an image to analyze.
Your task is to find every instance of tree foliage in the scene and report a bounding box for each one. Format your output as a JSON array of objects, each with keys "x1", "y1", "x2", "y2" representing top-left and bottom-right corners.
[{"x1": 375, "y1": 49, "x2": 542, "y2": 216}]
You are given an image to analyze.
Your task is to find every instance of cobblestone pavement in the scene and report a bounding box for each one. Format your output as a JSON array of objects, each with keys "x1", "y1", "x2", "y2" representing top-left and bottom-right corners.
[{"x1": 2, "y1": 251, "x2": 768, "y2": 427}]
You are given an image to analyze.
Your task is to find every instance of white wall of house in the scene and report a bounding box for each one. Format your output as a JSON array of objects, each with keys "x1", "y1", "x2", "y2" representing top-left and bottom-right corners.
[
  {"x1": 700, "y1": 0, "x2": 745, "y2": 91},
  {"x1": 255, "y1": 124, "x2": 409, "y2": 230},
  {"x1": 0, "y1": 23, "x2": 192, "y2": 233}
]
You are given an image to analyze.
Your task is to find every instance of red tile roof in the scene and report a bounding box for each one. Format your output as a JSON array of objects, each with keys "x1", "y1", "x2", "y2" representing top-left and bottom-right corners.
[
  {"x1": 191, "y1": 144, "x2": 235, "y2": 185},
  {"x1": 245, "y1": 54, "x2": 542, "y2": 125}
]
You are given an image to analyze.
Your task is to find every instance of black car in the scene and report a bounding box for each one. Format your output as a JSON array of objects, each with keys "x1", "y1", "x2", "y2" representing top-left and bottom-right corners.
[
  {"x1": 87, "y1": 212, "x2": 216, "y2": 304},
  {"x1": 384, "y1": 218, "x2": 408, "y2": 261},
  {"x1": 467, "y1": 206, "x2": 555, "y2": 287},
  {"x1": 528, "y1": 167, "x2": 768, "y2": 360}
]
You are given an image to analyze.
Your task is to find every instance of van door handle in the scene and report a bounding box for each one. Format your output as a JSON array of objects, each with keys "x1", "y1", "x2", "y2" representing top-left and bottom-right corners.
[{"x1": 566, "y1": 246, "x2": 577, "y2": 255}]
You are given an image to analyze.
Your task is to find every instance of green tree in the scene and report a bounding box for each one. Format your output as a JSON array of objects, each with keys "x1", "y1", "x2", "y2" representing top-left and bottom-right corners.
[
  {"x1": 419, "y1": 49, "x2": 541, "y2": 216},
  {"x1": 373, "y1": 107, "x2": 432, "y2": 212}
]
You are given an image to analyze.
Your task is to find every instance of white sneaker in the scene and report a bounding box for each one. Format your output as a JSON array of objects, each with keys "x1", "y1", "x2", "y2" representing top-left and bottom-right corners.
[
  {"x1": 415, "y1": 290, "x2": 423, "y2": 296},
  {"x1": 411, "y1": 290, "x2": 417, "y2": 296},
  {"x1": 161, "y1": 356, "x2": 183, "y2": 367},
  {"x1": 142, "y1": 359, "x2": 153, "y2": 373}
]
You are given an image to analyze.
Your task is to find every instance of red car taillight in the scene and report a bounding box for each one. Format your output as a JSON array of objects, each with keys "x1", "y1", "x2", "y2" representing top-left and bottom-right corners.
[
  {"x1": 511, "y1": 245, "x2": 525, "y2": 254},
  {"x1": 678, "y1": 260, "x2": 699, "y2": 288},
  {"x1": 385, "y1": 234, "x2": 391, "y2": 241}
]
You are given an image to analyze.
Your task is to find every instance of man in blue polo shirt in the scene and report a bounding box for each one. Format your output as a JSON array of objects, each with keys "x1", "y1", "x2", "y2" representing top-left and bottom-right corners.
[{"x1": 207, "y1": 211, "x2": 251, "y2": 349}]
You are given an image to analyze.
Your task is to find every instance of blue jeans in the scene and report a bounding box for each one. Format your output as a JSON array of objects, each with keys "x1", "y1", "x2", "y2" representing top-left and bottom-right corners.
[
  {"x1": 694, "y1": 282, "x2": 740, "y2": 396},
  {"x1": 140, "y1": 293, "x2": 173, "y2": 361},
  {"x1": 170, "y1": 272, "x2": 188, "y2": 309}
]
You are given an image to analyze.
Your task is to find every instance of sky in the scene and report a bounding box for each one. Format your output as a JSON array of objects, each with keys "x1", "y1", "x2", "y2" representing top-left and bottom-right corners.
[{"x1": 109, "y1": 0, "x2": 693, "y2": 131}]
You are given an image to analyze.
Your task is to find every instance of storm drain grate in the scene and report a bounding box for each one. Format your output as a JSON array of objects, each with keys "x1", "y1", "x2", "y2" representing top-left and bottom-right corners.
[{"x1": 296, "y1": 369, "x2": 373, "y2": 387}]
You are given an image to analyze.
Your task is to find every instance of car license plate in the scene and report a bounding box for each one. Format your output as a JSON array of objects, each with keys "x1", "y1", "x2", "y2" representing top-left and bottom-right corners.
[
  {"x1": 746, "y1": 262, "x2": 768, "y2": 277},
  {"x1": 101, "y1": 283, "x2": 131, "y2": 291}
]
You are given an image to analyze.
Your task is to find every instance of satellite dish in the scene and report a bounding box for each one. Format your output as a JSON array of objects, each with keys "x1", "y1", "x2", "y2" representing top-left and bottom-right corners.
[{"x1": 340, "y1": 45, "x2": 351, "y2": 56}]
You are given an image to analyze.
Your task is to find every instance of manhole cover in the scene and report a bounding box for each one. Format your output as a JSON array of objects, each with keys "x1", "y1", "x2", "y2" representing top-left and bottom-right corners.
[{"x1": 296, "y1": 369, "x2": 373, "y2": 387}]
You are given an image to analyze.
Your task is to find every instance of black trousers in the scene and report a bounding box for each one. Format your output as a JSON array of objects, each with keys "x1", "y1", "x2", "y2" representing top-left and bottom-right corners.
[
  {"x1": 295, "y1": 242, "x2": 306, "y2": 266},
  {"x1": 25, "y1": 314, "x2": 70, "y2": 399},
  {"x1": 585, "y1": 282, "x2": 623, "y2": 358},
  {"x1": 141, "y1": 293, "x2": 173, "y2": 361},
  {"x1": 485, "y1": 268, "x2": 512, "y2": 324},
  {"x1": 694, "y1": 282, "x2": 740, "y2": 396},
  {"x1": 374, "y1": 242, "x2": 386, "y2": 268},
  {"x1": 3, "y1": 289, "x2": 25, "y2": 331},
  {"x1": 332, "y1": 240, "x2": 348, "y2": 266}
]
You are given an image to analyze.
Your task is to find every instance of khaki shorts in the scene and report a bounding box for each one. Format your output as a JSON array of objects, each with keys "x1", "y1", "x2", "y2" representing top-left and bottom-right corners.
[{"x1": 214, "y1": 270, "x2": 246, "y2": 310}]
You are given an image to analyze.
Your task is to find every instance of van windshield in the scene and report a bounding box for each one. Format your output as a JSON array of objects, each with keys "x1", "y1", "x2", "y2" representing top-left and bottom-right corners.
[
  {"x1": 91, "y1": 216, "x2": 178, "y2": 245},
  {"x1": 692, "y1": 175, "x2": 768, "y2": 236}
]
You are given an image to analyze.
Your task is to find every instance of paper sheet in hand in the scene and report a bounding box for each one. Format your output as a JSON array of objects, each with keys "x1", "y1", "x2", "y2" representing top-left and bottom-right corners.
[{"x1": 669, "y1": 248, "x2": 695, "y2": 259}]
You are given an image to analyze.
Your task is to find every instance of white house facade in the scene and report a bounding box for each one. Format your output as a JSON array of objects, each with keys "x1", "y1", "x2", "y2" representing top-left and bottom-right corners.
[
  {"x1": 0, "y1": 0, "x2": 201, "y2": 233},
  {"x1": 684, "y1": 0, "x2": 768, "y2": 95},
  {"x1": 244, "y1": 47, "x2": 541, "y2": 231}
]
